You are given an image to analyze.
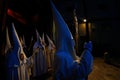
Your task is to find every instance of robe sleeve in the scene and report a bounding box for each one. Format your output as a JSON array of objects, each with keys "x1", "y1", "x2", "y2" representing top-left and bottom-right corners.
[{"x1": 72, "y1": 49, "x2": 93, "y2": 78}]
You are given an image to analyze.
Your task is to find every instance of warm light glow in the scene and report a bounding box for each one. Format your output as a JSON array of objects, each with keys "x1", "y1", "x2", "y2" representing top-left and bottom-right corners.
[
  {"x1": 79, "y1": 23, "x2": 86, "y2": 36},
  {"x1": 79, "y1": 23, "x2": 91, "y2": 37},
  {"x1": 83, "y1": 19, "x2": 87, "y2": 22}
]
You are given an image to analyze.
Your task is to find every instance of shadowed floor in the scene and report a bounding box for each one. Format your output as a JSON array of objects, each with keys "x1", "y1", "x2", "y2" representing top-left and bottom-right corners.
[{"x1": 88, "y1": 57, "x2": 120, "y2": 80}]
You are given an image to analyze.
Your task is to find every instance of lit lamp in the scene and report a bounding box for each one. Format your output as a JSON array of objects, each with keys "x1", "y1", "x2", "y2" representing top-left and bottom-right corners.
[
  {"x1": 83, "y1": 18, "x2": 89, "y2": 41},
  {"x1": 83, "y1": 18, "x2": 87, "y2": 23},
  {"x1": 78, "y1": 18, "x2": 87, "y2": 37}
]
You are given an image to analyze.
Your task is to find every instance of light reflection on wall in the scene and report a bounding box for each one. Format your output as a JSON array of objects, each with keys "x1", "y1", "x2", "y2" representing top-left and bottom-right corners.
[
  {"x1": 78, "y1": 22, "x2": 92, "y2": 39},
  {"x1": 79, "y1": 23, "x2": 86, "y2": 36}
]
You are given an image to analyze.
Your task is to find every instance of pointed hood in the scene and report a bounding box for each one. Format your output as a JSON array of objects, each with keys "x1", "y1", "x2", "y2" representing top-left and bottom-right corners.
[
  {"x1": 19, "y1": 36, "x2": 24, "y2": 47},
  {"x1": 36, "y1": 29, "x2": 40, "y2": 42},
  {"x1": 5, "y1": 27, "x2": 12, "y2": 54},
  {"x1": 41, "y1": 33, "x2": 46, "y2": 47},
  {"x1": 42, "y1": 33, "x2": 45, "y2": 42},
  {"x1": 33, "y1": 29, "x2": 43, "y2": 49},
  {"x1": 46, "y1": 34, "x2": 55, "y2": 50},
  {"x1": 12, "y1": 23, "x2": 27, "y2": 61},
  {"x1": 23, "y1": 35, "x2": 26, "y2": 48},
  {"x1": 12, "y1": 23, "x2": 21, "y2": 47},
  {"x1": 50, "y1": 1, "x2": 78, "y2": 60},
  {"x1": 19, "y1": 36, "x2": 26, "y2": 48}
]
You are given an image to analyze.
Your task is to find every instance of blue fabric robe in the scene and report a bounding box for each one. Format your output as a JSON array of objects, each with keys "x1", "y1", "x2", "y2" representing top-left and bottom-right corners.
[
  {"x1": 6, "y1": 23, "x2": 21, "y2": 80},
  {"x1": 6, "y1": 47, "x2": 20, "y2": 80},
  {"x1": 54, "y1": 49, "x2": 93, "y2": 80}
]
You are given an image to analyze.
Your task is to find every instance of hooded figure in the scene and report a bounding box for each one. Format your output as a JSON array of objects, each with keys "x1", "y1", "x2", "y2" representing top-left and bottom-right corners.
[
  {"x1": 46, "y1": 34, "x2": 56, "y2": 69},
  {"x1": 5, "y1": 27, "x2": 15, "y2": 80},
  {"x1": 41, "y1": 33, "x2": 47, "y2": 72},
  {"x1": 18, "y1": 35, "x2": 34, "y2": 80},
  {"x1": 7, "y1": 23, "x2": 33, "y2": 80},
  {"x1": 41, "y1": 33, "x2": 48, "y2": 68},
  {"x1": 6, "y1": 23, "x2": 21, "y2": 80},
  {"x1": 20, "y1": 36, "x2": 29, "y2": 57},
  {"x1": 32, "y1": 29, "x2": 47, "y2": 78},
  {"x1": 5, "y1": 27, "x2": 14, "y2": 80},
  {"x1": 51, "y1": 1, "x2": 93, "y2": 80}
]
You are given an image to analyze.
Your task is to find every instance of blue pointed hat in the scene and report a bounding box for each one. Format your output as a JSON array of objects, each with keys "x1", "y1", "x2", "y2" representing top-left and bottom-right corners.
[
  {"x1": 12, "y1": 23, "x2": 27, "y2": 60},
  {"x1": 51, "y1": 1, "x2": 78, "y2": 60}
]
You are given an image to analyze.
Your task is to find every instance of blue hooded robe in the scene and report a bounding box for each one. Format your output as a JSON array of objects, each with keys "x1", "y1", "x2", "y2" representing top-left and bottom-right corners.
[
  {"x1": 51, "y1": 1, "x2": 93, "y2": 80},
  {"x1": 54, "y1": 41, "x2": 93, "y2": 80},
  {"x1": 6, "y1": 23, "x2": 20, "y2": 80}
]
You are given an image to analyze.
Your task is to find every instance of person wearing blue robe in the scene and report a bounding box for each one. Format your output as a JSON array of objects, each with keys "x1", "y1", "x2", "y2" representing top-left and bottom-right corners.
[
  {"x1": 54, "y1": 41, "x2": 93, "y2": 80},
  {"x1": 6, "y1": 23, "x2": 20, "y2": 80},
  {"x1": 50, "y1": 1, "x2": 93, "y2": 80},
  {"x1": 6, "y1": 23, "x2": 36, "y2": 80},
  {"x1": 71, "y1": 41, "x2": 93, "y2": 80}
]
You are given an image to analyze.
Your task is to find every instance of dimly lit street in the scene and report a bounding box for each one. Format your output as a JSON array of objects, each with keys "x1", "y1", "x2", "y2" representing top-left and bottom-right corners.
[{"x1": 89, "y1": 57, "x2": 120, "y2": 80}]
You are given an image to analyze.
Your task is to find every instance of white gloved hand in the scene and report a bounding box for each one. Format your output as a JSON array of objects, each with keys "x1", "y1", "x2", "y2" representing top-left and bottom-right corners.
[{"x1": 73, "y1": 58, "x2": 81, "y2": 64}]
